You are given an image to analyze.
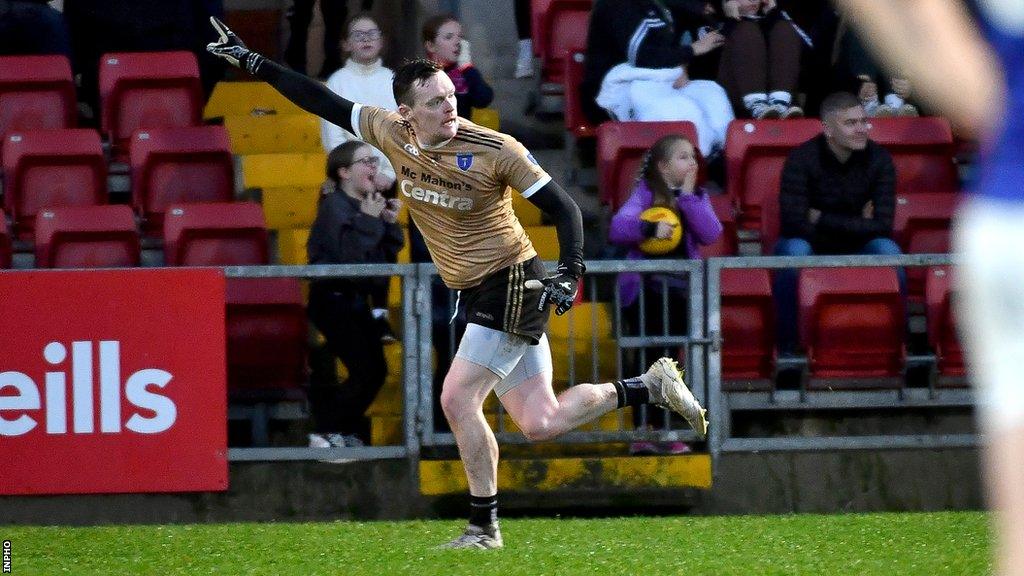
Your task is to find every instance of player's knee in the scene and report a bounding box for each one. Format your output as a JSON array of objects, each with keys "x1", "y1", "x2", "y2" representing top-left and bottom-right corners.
[
  {"x1": 519, "y1": 418, "x2": 557, "y2": 442},
  {"x1": 440, "y1": 383, "x2": 474, "y2": 421}
]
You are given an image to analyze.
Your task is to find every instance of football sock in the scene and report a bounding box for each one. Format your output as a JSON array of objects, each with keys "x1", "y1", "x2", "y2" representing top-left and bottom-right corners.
[
  {"x1": 470, "y1": 494, "x2": 498, "y2": 528},
  {"x1": 614, "y1": 377, "x2": 650, "y2": 408}
]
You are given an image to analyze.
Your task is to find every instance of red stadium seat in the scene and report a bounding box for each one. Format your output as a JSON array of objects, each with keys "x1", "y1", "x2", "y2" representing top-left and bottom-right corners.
[
  {"x1": 563, "y1": 49, "x2": 595, "y2": 140},
  {"x1": 2, "y1": 129, "x2": 106, "y2": 239},
  {"x1": 163, "y1": 202, "x2": 268, "y2": 266},
  {"x1": 894, "y1": 192, "x2": 959, "y2": 298},
  {"x1": 868, "y1": 117, "x2": 959, "y2": 195},
  {"x1": 798, "y1": 267, "x2": 905, "y2": 388},
  {"x1": 226, "y1": 278, "x2": 308, "y2": 402},
  {"x1": 724, "y1": 119, "x2": 822, "y2": 230},
  {"x1": 700, "y1": 194, "x2": 738, "y2": 258},
  {"x1": 536, "y1": 0, "x2": 591, "y2": 85},
  {"x1": 597, "y1": 121, "x2": 700, "y2": 210},
  {"x1": 0, "y1": 55, "x2": 76, "y2": 138},
  {"x1": 720, "y1": 268, "x2": 774, "y2": 391},
  {"x1": 34, "y1": 205, "x2": 139, "y2": 268},
  {"x1": 129, "y1": 126, "x2": 234, "y2": 232},
  {"x1": 99, "y1": 51, "x2": 203, "y2": 154},
  {"x1": 925, "y1": 266, "x2": 965, "y2": 385},
  {"x1": 0, "y1": 210, "x2": 10, "y2": 269},
  {"x1": 758, "y1": 184, "x2": 781, "y2": 255}
]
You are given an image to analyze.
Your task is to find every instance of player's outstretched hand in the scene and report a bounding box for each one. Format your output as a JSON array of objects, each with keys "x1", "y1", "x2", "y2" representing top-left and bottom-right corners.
[
  {"x1": 206, "y1": 16, "x2": 265, "y2": 74},
  {"x1": 525, "y1": 264, "x2": 580, "y2": 316}
]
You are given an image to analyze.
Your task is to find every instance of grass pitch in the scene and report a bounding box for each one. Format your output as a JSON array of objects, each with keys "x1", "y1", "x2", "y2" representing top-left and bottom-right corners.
[{"x1": 2, "y1": 511, "x2": 988, "y2": 575}]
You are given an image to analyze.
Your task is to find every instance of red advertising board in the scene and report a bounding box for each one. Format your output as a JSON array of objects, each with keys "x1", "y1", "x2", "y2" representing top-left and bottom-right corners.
[{"x1": 0, "y1": 268, "x2": 227, "y2": 495}]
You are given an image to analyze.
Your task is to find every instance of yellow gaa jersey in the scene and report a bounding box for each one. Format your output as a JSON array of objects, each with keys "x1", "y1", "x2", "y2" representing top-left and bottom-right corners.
[{"x1": 352, "y1": 103, "x2": 550, "y2": 289}]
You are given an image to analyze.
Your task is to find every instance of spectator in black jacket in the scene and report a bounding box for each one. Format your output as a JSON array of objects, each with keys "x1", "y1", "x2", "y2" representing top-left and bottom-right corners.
[
  {"x1": 0, "y1": 0, "x2": 72, "y2": 58},
  {"x1": 772, "y1": 91, "x2": 904, "y2": 352},
  {"x1": 306, "y1": 140, "x2": 404, "y2": 448}
]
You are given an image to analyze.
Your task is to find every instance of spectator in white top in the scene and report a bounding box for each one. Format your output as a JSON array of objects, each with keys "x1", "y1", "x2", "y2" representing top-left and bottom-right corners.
[{"x1": 321, "y1": 12, "x2": 397, "y2": 192}]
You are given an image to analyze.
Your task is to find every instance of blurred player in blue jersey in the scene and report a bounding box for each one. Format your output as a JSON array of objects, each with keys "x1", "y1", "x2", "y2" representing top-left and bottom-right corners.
[{"x1": 835, "y1": 1, "x2": 1023, "y2": 573}]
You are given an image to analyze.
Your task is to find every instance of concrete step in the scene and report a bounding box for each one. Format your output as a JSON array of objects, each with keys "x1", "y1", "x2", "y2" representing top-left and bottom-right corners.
[{"x1": 419, "y1": 453, "x2": 712, "y2": 495}]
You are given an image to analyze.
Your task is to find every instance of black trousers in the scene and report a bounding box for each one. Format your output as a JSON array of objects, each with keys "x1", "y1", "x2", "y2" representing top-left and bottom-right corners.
[
  {"x1": 285, "y1": 0, "x2": 373, "y2": 78},
  {"x1": 307, "y1": 283, "x2": 387, "y2": 437}
]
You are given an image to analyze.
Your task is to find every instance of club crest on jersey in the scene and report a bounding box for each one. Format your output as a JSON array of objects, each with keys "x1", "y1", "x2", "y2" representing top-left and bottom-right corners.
[
  {"x1": 403, "y1": 143, "x2": 420, "y2": 156},
  {"x1": 456, "y1": 152, "x2": 474, "y2": 171}
]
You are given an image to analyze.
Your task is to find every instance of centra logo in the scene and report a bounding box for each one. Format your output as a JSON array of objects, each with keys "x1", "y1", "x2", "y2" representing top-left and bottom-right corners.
[
  {"x1": 400, "y1": 179, "x2": 473, "y2": 211},
  {"x1": 0, "y1": 340, "x2": 176, "y2": 437}
]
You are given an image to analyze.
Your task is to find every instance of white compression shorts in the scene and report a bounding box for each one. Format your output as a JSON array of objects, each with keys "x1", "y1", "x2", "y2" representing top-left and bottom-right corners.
[
  {"x1": 454, "y1": 323, "x2": 553, "y2": 397},
  {"x1": 955, "y1": 197, "x2": 1024, "y2": 432}
]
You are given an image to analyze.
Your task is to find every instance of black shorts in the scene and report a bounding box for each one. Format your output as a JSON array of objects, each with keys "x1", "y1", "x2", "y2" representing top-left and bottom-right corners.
[{"x1": 457, "y1": 256, "x2": 549, "y2": 344}]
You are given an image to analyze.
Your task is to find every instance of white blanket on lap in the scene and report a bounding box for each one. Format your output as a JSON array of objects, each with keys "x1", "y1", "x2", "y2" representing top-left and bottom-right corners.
[{"x1": 595, "y1": 63, "x2": 682, "y2": 120}]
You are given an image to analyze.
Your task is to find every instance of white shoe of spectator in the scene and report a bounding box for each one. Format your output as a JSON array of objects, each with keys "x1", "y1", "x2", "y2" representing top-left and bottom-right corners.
[
  {"x1": 309, "y1": 433, "x2": 365, "y2": 448},
  {"x1": 750, "y1": 101, "x2": 781, "y2": 119},
  {"x1": 515, "y1": 39, "x2": 534, "y2": 79}
]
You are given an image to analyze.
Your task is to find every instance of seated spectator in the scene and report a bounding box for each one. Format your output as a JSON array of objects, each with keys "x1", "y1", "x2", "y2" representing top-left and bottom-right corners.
[
  {"x1": 772, "y1": 91, "x2": 904, "y2": 353},
  {"x1": 321, "y1": 12, "x2": 397, "y2": 193},
  {"x1": 0, "y1": 0, "x2": 72, "y2": 58},
  {"x1": 581, "y1": 0, "x2": 733, "y2": 158},
  {"x1": 716, "y1": 0, "x2": 807, "y2": 119},
  {"x1": 609, "y1": 134, "x2": 722, "y2": 454},
  {"x1": 422, "y1": 13, "x2": 493, "y2": 120},
  {"x1": 832, "y1": 17, "x2": 919, "y2": 117},
  {"x1": 285, "y1": 0, "x2": 373, "y2": 79},
  {"x1": 306, "y1": 140, "x2": 404, "y2": 448}
]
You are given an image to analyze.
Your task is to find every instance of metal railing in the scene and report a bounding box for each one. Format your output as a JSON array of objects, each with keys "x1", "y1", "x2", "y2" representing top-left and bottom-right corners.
[
  {"x1": 16, "y1": 255, "x2": 970, "y2": 471},
  {"x1": 704, "y1": 253, "x2": 973, "y2": 464},
  {"x1": 417, "y1": 259, "x2": 708, "y2": 447}
]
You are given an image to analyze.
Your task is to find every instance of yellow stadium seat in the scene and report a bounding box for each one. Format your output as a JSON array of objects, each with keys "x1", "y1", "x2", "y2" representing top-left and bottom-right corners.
[
  {"x1": 241, "y1": 152, "x2": 327, "y2": 189},
  {"x1": 512, "y1": 191, "x2": 543, "y2": 226},
  {"x1": 204, "y1": 81, "x2": 305, "y2": 119},
  {"x1": 470, "y1": 107, "x2": 500, "y2": 131},
  {"x1": 223, "y1": 113, "x2": 322, "y2": 154},
  {"x1": 262, "y1": 186, "x2": 319, "y2": 230},
  {"x1": 525, "y1": 225, "x2": 559, "y2": 260},
  {"x1": 550, "y1": 337, "x2": 619, "y2": 386},
  {"x1": 396, "y1": 226, "x2": 411, "y2": 263},
  {"x1": 548, "y1": 302, "x2": 613, "y2": 340},
  {"x1": 276, "y1": 228, "x2": 310, "y2": 264}
]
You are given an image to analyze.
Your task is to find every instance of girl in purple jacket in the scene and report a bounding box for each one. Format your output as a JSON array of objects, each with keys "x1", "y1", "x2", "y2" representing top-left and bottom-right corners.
[{"x1": 609, "y1": 134, "x2": 722, "y2": 454}]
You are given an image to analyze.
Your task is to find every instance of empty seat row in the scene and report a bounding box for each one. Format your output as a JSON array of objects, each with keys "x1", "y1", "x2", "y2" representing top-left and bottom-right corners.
[
  {"x1": 717, "y1": 265, "x2": 963, "y2": 392},
  {"x1": 2, "y1": 126, "x2": 232, "y2": 237},
  {"x1": 24, "y1": 201, "x2": 265, "y2": 269},
  {"x1": 2, "y1": 200, "x2": 305, "y2": 404},
  {"x1": 0, "y1": 52, "x2": 204, "y2": 156}
]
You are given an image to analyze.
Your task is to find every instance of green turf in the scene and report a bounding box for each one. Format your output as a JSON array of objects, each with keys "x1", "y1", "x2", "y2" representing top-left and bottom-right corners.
[{"x1": 0, "y1": 511, "x2": 989, "y2": 575}]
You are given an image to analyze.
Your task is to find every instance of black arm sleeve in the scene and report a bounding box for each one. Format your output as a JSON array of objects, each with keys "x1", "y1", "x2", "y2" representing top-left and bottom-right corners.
[
  {"x1": 526, "y1": 180, "x2": 586, "y2": 277},
  {"x1": 254, "y1": 59, "x2": 356, "y2": 133}
]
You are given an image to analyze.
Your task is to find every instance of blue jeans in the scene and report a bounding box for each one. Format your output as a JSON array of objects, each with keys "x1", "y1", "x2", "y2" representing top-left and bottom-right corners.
[{"x1": 772, "y1": 237, "x2": 906, "y2": 353}]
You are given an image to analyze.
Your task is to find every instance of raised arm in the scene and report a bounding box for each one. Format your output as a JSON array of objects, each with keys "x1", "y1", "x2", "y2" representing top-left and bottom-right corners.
[{"x1": 206, "y1": 17, "x2": 357, "y2": 133}]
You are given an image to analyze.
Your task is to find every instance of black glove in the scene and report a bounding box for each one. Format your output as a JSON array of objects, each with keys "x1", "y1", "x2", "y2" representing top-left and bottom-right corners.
[
  {"x1": 525, "y1": 263, "x2": 581, "y2": 316},
  {"x1": 206, "y1": 16, "x2": 265, "y2": 74}
]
